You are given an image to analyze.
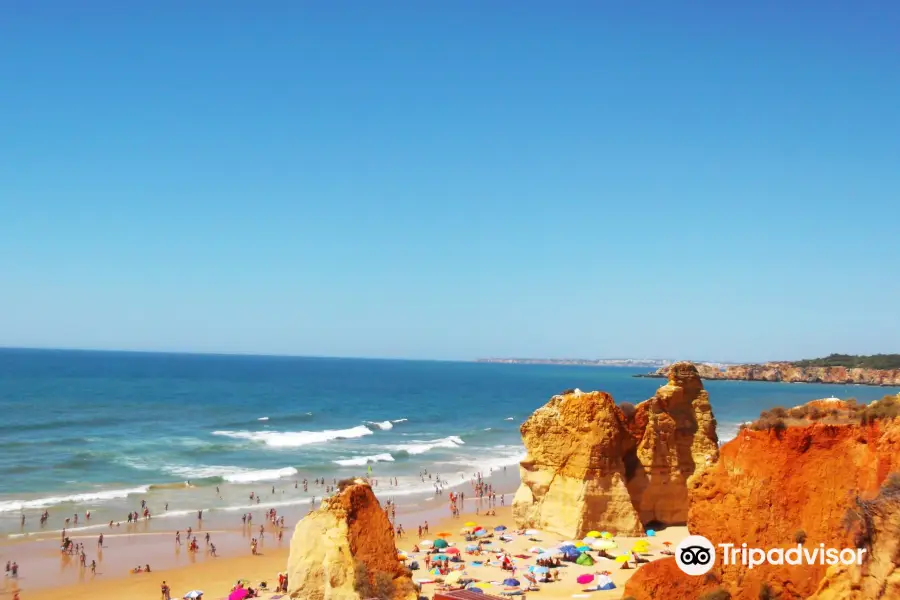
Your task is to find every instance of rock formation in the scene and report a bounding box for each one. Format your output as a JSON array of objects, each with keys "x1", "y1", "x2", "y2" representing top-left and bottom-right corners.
[
  {"x1": 287, "y1": 479, "x2": 415, "y2": 600},
  {"x1": 623, "y1": 408, "x2": 900, "y2": 600},
  {"x1": 639, "y1": 362, "x2": 900, "y2": 386},
  {"x1": 512, "y1": 361, "x2": 719, "y2": 538}
]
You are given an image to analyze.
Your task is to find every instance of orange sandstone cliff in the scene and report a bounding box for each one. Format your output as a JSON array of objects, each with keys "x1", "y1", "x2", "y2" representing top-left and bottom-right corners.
[
  {"x1": 624, "y1": 410, "x2": 900, "y2": 600},
  {"x1": 644, "y1": 362, "x2": 900, "y2": 386},
  {"x1": 287, "y1": 479, "x2": 415, "y2": 600},
  {"x1": 512, "y1": 361, "x2": 718, "y2": 537}
]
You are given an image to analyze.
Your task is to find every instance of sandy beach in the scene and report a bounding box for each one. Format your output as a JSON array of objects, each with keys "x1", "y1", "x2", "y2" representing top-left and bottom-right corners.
[
  {"x1": 3, "y1": 488, "x2": 684, "y2": 600},
  {"x1": 395, "y1": 505, "x2": 685, "y2": 599}
]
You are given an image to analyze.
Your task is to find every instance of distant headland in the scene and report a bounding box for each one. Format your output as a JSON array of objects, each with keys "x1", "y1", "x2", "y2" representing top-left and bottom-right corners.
[
  {"x1": 475, "y1": 357, "x2": 731, "y2": 368},
  {"x1": 634, "y1": 353, "x2": 900, "y2": 387}
]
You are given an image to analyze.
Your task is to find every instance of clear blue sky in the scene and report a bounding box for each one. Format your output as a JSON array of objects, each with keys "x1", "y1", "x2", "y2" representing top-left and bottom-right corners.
[{"x1": 1, "y1": 1, "x2": 898, "y2": 362}]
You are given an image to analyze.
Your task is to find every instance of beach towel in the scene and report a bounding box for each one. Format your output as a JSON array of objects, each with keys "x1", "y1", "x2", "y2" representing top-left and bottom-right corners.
[{"x1": 414, "y1": 579, "x2": 435, "y2": 585}]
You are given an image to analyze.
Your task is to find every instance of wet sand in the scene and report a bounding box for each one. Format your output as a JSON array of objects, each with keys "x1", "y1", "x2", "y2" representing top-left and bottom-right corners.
[{"x1": 1, "y1": 468, "x2": 523, "y2": 598}]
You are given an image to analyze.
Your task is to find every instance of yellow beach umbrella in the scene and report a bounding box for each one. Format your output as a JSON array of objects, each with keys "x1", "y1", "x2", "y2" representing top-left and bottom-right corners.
[
  {"x1": 464, "y1": 521, "x2": 477, "y2": 528},
  {"x1": 586, "y1": 531, "x2": 601, "y2": 538},
  {"x1": 632, "y1": 541, "x2": 650, "y2": 551},
  {"x1": 615, "y1": 554, "x2": 633, "y2": 563},
  {"x1": 445, "y1": 571, "x2": 463, "y2": 585},
  {"x1": 601, "y1": 532, "x2": 614, "y2": 539},
  {"x1": 473, "y1": 582, "x2": 492, "y2": 589}
]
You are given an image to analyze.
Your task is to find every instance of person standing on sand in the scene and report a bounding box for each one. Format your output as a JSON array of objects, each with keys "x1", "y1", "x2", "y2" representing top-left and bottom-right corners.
[
  {"x1": 98, "y1": 533, "x2": 104, "y2": 547},
  {"x1": 161, "y1": 580, "x2": 171, "y2": 600},
  {"x1": 175, "y1": 531, "x2": 181, "y2": 545}
]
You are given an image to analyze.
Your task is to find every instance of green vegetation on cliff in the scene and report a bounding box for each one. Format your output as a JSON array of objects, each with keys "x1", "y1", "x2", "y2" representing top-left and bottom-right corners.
[{"x1": 792, "y1": 354, "x2": 900, "y2": 370}]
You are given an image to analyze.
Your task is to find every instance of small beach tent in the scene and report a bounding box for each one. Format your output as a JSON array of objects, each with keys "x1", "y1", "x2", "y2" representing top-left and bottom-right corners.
[
  {"x1": 575, "y1": 552, "x2": 595, "y2": 566},
  {"x1": 434, "y1": 538, "x2": 449, "y2": 548},
  {"x1": 596, "y1": 575, "x2": 615, "y2": 590},
  {"x1": 562, "y1": 547, "x2": 580, "y2": 560}
]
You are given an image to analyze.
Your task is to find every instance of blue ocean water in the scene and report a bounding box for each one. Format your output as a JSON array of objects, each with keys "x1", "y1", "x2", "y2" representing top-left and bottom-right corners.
[{"x1": 1, "y1": 348, "x2": 897, "y2": 536}]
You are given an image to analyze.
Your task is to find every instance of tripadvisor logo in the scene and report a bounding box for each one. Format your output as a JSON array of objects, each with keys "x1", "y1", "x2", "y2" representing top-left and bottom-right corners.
[
  {"x1": 676, "y1": 535, "x2": 716, "y2": 576},
  {"x1": 674, "y1": 535, "x2": 867, "y2": 576}
]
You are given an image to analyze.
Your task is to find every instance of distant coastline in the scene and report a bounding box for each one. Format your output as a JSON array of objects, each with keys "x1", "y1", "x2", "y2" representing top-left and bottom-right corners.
[
  {"x1": 635, "y1": 355, "x2": 900, "y2": 387},
  {"x1": 475, "y1": 357, "x2": 732, "y2": 368}
]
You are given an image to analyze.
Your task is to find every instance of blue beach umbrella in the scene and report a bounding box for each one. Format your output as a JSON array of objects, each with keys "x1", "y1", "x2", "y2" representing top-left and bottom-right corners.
[
  {"x1": 530, "y1": 566, "x2": 549, "y2": 574},
  {"x1": 503, "y1": 578, "x2": 520, "y2": 587},
  {"x1": 432, "y1": 554, "x2": 449, "y2": 561},
  {"x1": 577, "y1": 545, "x2": 591, "y2": 552},
  {"x1": 495, "y1": 525, "x2": 507, "y2": 531},
  {"x1": 646, "y1": 529, "x2": 656, "y2": 537},
  {"x1": 474, "y1": 529, "x2": 488, "y2": 537}
]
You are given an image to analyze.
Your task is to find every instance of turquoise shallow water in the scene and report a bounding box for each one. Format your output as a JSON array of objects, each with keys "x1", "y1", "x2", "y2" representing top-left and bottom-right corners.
[{"x1": 1, "y1": 348, "x2": 897, "y2": 537}]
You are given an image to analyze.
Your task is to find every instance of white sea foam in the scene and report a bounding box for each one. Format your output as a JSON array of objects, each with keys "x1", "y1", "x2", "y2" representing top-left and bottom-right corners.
[
  {"x1": 258, "y1": 417, "x2": 269, "y2": 421},
  {"x1": 388, "y1": 435, "x2": 465, "y2": 456},
  {"x1": 212, "y1": 425, "x2": 373, "y2": 448},
  {"x1": 333, "y1": 453, "x2": 395, "y2": 466},
  {"x1": 161, "y1": 464, "x2": 298, "y2": 483},
  {"x1": 391, "y1": 418, "x2": 408, "y2": 423},
  {"x1": 505, "y1": 417, "x2": 514, "y2": 421},
  {"x1": 223, "y1": 466, "x2": 299, "y2": 483},
  {"x1": 0, "y1": 486, "x2": 151, "y2": 513},
  {"x1": 717, "y1": 422, "x2": 744, "y2": 443},
  {"x1": 366, "y1": 420, "x2": 394, "y2": 430}
]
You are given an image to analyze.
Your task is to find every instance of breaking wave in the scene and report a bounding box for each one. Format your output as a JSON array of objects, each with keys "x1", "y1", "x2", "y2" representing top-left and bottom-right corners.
[
  {"x1": 212, "y1": 425, "x2": 373, "y2": 448},
  {"x1": 0, "y1": 486, "x2": 151, "y2": 513},
  {"x1": 333, "y1": 453, "x2": 395, "y2": 467},
  {"x1": 387, "y1": 435, "x2": 465, "y2": 456}
]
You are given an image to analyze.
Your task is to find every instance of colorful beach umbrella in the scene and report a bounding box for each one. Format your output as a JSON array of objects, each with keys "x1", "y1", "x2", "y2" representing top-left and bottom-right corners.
[
  {"x1": 577, "y1": 545, "x2": 591, "y2": 552},
  {"x1": 601, "y1": 532, "x2": 613, "y2": 539},
  {"x1": 494, "y1": 525, "x2": 507, "y2": 531},
  {"x1": 432, "y1": 554, "x2": 449, "y2": 561},
  {"x1": 576, "y1": 574, "x2": 594, "y2": 585},
  {"x1": 593, "y1": 539, "x2": 617, "y2": 551},
  {"x1": 184, "y1": 592, "x2": 204, "y2": 600},
  {"x1": 474, "y1": 529, "x2": 488, "y2": 537},
  {"x1": 586, "y1": 531, "x2": 601, "y2": 538},
  {"x1": 503, "y1": 578, "x2": 520, "y2": 587},
  {"x1": 445, "y1": 571, "x2": 463, "y2": 585},
  {"x1": 646, "y1": 529, "x2": 656, "y2": 537},
  {"x1": 433, "y1": 538, "x2": 449, "y2": 548},
  {"x1": 530, "y1": 566, "x2": 549, "y2": 574},
  {"x1": 437, "y1": 532, "x2": 452, "y2": 537},
  {"x1": 430, "y1": 568, "x2": 442, "y2": 576},
  {"x1": 445, "y1": 547, "x2": 460, "y2": 555},
  {"x1": 615, "y1": 554, "x2": 633, "y2": 563},
  {"x1": 465, "y1": 521, "x2": 477, "y2": 527}
]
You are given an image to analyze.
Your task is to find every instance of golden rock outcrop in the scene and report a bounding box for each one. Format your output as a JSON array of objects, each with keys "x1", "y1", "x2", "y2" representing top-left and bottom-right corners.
[
  {"x1": 512, "y1": 361, "x2": 719, "y2": 537},
  {"x1": 287, "y1": 479, "x2": 415, "y2": 600}
]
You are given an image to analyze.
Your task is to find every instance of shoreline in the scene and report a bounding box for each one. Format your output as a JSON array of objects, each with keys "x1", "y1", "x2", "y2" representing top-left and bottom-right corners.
[
  {"x1": 0, "y1": 465, "x2": 522, "y2": 596},
  {"x1": 633, "y1": 372, "x2": 900, "y2": 387}
]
